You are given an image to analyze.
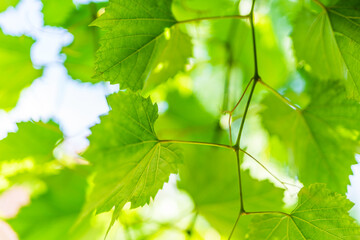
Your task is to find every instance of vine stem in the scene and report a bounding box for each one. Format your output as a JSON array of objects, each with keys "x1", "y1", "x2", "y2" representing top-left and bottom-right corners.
[
  {"x1": 159, "y1": 139, "x2": 233, "y2": 150},
  {"x1": 178, "y1": 14, "x2": 250, "y2": 25},
  {"x1": 258, "y1": 79, "x2": 301, "y2": 111},
  {"x1": 229, "y1": 0, "x2": 259, "y2": 238}
]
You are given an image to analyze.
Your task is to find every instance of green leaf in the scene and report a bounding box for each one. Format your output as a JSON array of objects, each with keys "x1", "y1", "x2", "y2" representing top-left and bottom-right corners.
[
  {"x1": 0, "y1": 121, "x2": 63, "y2": 163},
  {"x1": 81, "y1": 91, "x2": 181, "y2": 224},
  {"x1": 61, "y1": 3, "x2": 105, "y2": 83},
  {"x1": 8, "y1": 170, "x2": 89, "y2": 240},
  {"x1": 0, "y1": 31, "x2": 43, "y2": 110},
  {"x1": 91, "y1": 0, "x2": 192, "y2": 90},
  {"x1": 41, "y1": 0, "x2": 75, "y2": 26},
  {"x1": 291, "y1": 0, "x2": 360, "y2": 99},
  {"x1": 261, "y1": 82, "x2": 360, "y2": 193},
  {"x1": 0, "y1": 0, "x2": 20, "y2": 12},
  {"x1": 172, "y1": 0, "x2": 240, "y2": 20},
  {"x1": 249, "y1": 184, "x2": 360, "y2": 239},
  {"x1": 179, "y1": 147, "x2": 284, "y2": 239}
]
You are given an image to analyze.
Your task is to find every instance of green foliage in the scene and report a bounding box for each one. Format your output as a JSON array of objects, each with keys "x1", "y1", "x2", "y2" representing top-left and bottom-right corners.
[
  {"x1": 0, "y1": 0, "x2": 20, "y2": 12},
  {"x1": 1, "y1": 0, "x2": 360, "y2": 239},
  {"x1": 8, "y1": 170, "x2": 89, "y2": 240},
  {"x1": 261, "y1": 82, "x2": 360, "y2": 193},
  {"x1": 0, "y1": 30, "x2": 42, "y2": 110},
  {"x1": 179, "y1": 147, "x2": 285, "y2": 239},
  {"x1": 249, "y1": 184, "x2": 360, "y2": 239},
  {"x1": 0, "y1": 121, "x2": 63, "y2": 163},
  {"x1": 291, "y1": 0, "x2": 360, "y2": 99},
  {"x1": 91, "y1": 0, "x2": 192, "y2": 90},
  {"x1": 41, "y1": 0, "x2": 75, "y2": 26},
  {"x1": 61, "y1": 3, "x2": 106, "y2": 82},
  {"x1": 81, "y1": 91, "x2": 181, "y2": 226}
]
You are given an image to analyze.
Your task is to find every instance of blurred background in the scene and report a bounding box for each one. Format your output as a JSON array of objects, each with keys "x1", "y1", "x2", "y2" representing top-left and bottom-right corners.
[{"x1": 0, "y1": 0, "x2": 359, "y2": 239}]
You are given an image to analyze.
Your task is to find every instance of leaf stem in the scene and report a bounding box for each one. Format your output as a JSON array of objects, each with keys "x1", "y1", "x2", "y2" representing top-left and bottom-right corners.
[
  {"x1": 178, "y1": 14, "x2": 250, "y2": 25},
  {"x1": 235, "y1": 79, "x2": 258, "y2": 147},
  {"x1": 238, "y1": 148, "x2": 288, "y2": 190},
  {"x1": 230, "y1": 78, "x2": 254, "y2": 114},
  {"x1": 159, "y1": 140, "x2": 233, "y2": 150},
  {"x1": 228, "y1": 209, "x2": 242, "y2": 239},
  {"x1": 258, "y1": 79, "x2": 301, "y2": 111}
]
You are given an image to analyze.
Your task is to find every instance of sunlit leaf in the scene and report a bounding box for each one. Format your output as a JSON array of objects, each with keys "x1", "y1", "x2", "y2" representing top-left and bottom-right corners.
[
  {"x1": 0, "y1": 121, "x2": 63, "y2": 163},
  {"x1": 0, "y1": 31, "x2": 43, "y2": 110},
  {"x1": 81, "y1": 91, "x2": 182, "y2": 227},
  {"x1": 249, "y1": 184, "x2": 360, "y2": 239},
  {"x1": 292, "y1": 0, "x2": 360, "y2": 99},
  {"x1": 8, "y1": 170, "x2": 90, "y2": 240},
  {"x1": 261, "y1": 82, "x2": 360, "y2": 193},
  {"x1": 41, "y1": 0, "x2": 75, "y2": 26},
  {"x1": 61, "y1": 3, "x2": 106, "y2": 83},
  {"x1": 91, "y1": 0, "x2": 192, "y2": 90},
  {"x1": 0, "y1": 0, "x2": 20, "y2": 12}
]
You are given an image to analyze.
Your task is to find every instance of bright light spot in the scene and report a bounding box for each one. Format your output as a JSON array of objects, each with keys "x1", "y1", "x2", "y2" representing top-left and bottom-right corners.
[
  {"x1": 0, "y1": 177, "x2": 9, "y2": 190},
  {"x1": 174, "y1": 74, "x2": 193, "y2": 95},
  {"x1": 239, "y1": 0, "x2": 252, "y2": 15},
  {"x1": 157, "y1": 101, "x2": 169, "y2": 114},
  {"x1": 204, "y1": 229, "x2": 221, "y2": 240},
  {"x1": 220, "y1": 113, "x2": 231, "y2": 130},
  {"x1": 0, "y1": 187, "x2": 30, "y2": 218},
  {"x1": 0, "y1": 159, "x2": 34, "y2": 177},
  {"x1": 164, "y1": 28, "x2": 171, "y2": 40},
  {"x1": 97, "y1": 7, "x2": 105, "y2": 17},
  {"x1": 123, "y1": 202, "x2": 131, "y2": 211},
  {"x1": 154, "y1": 62, "x2": 164, "y2": 73}
]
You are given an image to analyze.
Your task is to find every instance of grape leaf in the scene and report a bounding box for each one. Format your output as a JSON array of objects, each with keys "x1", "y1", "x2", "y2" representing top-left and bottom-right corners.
[
  {"x1": 249, "y1": 184, "x2": 360, "y2": 239},
  {"x1": 0, "y1": 121, "x2": 63, "y2": 163},
  {"x1": 179, "y1": 147, "x2": 284, "y2": 239},
  {"x1": 61, "y1": 3, "x2": 105, "y2": 83},
  {"x1": 0, "y1": 31, "x2": 43, "y2": 110},
  {"x1": 81, "y1": 91, "x2": 181, "y2": 227},
  {"x1": 291, "y1": 0, "x2": 360, "y2": 99},
  {"x1": 261, "y1": 82, "x2": 360, "y2": 193},
  {"x1": 0, "y1": 0, "x2": 19, "y2": 12},
  {"x1": 41, "y1": 0, "x2": 75, "y2": 26},
  {"x1": 8, "y1": 170, "x2": 91, "y2": 240},
  {"x1": 91, "y1": 0, "x2": 192, "y2": 90},
  {"x1": 172, "y1": 0, "x2": 240, "y2": 20}
]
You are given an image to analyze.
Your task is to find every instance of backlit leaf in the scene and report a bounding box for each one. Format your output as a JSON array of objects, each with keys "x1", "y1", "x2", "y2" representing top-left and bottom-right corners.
[
  {"x1": 261, "y1": 82, "x2": 360, "y2": 193},
  {"x1": 8, "y1": 170, "x2": 90, "y2": 240},
  {"x1": 41, "y1": 0, "x2": 75, "y2": 26},
  {"x1": 81, "y1": 91, "x2": 181, "y2": 227},
  {"x1": 0, "y1": 121, "x2": 63, "y2": 163},
  {"x1": 91, "y1": 0, "x2": 192, "y2": 90},
  {"x1": 0, "y1": 0, "x2": 20, "y2": 12},
  {"x1": 249, "y1": 184, "x2": 360, "y2": 239},
  {"x1": 292, "y1": 0, "x2": 360, "y2": 99},
  {"x1": 0, "y1": 31, "x2": 43, "y2": 110}
]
